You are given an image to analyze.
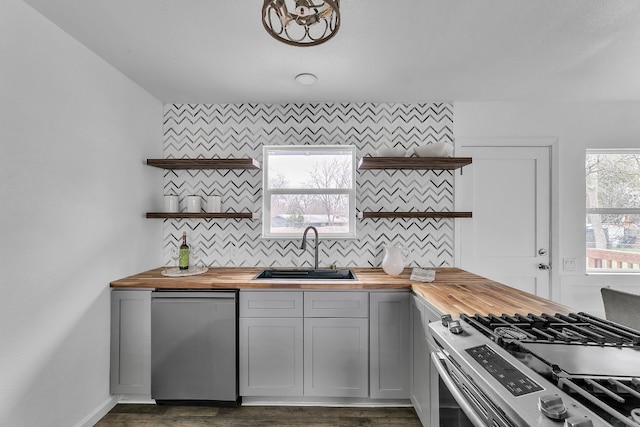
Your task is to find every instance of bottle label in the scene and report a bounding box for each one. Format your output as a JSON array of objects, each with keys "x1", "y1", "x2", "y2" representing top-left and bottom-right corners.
[{"x1": 179, "y1": 248, "x2": 189, "y2": 270}]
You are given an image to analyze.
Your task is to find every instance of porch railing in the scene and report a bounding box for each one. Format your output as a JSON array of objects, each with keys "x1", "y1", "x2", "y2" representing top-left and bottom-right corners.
[{"x1": 587, "y1": 248, "x2": 640, "y2": 269}]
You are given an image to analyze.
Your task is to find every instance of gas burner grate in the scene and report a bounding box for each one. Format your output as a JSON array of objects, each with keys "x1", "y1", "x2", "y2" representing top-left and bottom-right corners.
[
  {"x1": 460, "y1": 312, "x2": 640, "y2": 346},
  {"x1": 558, "y1": 376, "x2": 640, "y2": 427}
]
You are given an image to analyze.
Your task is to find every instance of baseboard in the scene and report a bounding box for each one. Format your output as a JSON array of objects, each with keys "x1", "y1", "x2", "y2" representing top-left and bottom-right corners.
[
  {"x1": 116, "y1": 395, "x2": 155, "y2": 404},
  {"x1": 241, "y1": 396, "x2": 413, "y2": 407},
  {"x1": 75, "y1": 395, "x2": 118, "y2": 427}
]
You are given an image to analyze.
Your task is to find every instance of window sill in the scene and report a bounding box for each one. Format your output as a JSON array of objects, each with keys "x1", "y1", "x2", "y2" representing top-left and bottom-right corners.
[
  {"x1": 260, "y1": 234, "x2": 358, "y2": 240},
  {"x1": 586, "y1": 270, "x2": 640, "y2": 276}
]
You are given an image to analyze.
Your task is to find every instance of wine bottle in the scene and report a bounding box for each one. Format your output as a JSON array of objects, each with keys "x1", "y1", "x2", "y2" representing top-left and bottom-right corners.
[{"x1": 179, "y1": 231, "x2": 189, "y2": 270}]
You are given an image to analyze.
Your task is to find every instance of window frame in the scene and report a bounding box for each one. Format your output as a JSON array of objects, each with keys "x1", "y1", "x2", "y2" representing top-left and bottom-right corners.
[
  {"x1": 261, "y1": 144, "x2": 357, "y2": 239},
  {"x1": 586, "y1": 148, "x2": 640, "y2": 274}
]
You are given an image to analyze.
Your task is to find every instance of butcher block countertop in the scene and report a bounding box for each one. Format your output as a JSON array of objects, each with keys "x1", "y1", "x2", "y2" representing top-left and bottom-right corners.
[{"x1": 110, "y1": 267, "x2": 572, "y2": 316}]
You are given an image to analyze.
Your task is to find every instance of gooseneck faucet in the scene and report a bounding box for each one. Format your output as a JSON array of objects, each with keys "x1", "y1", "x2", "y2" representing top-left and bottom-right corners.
[{"x1": 301, "y1": 226, "x2": 319, "y2": 270}]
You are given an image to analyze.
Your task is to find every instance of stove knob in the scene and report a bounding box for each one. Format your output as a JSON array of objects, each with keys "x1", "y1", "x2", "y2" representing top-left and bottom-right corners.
[
  {"x1": 563, "y1": 415, "x2": 594, "y2": 427},
  {"x1": 538, "y1": 394, "x2": 568, "y2": 420},
  {"x1": 441, "y1": 314, "x2": 452, "y2": 327},
  {"x1": 449, "y1": 320, "x2": 463, "y2": 335}
]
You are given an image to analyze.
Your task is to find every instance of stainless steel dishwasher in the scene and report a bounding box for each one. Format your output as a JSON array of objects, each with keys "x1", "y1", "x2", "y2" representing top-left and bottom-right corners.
[{"x1": 151, "y1": 290, "x2": 239, "y2": 405}]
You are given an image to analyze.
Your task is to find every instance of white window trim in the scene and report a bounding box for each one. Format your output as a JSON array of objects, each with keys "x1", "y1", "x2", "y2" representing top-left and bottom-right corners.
[
  {"x1": 262, "y1": 145, "x2": 357, "y2": 239},
  {"x1": 586, "y1": 149, "x2": 640, "y2": 274},
  {"x1": 586, "y1": 208, "x2": 640, "y2": 215}
]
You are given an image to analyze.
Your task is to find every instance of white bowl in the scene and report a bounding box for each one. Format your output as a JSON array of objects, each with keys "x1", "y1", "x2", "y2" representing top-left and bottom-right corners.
[
  {"x1": 413, "y1": 142, "x2": 453, "y2": 157},
  {"x1": 376, "y1": 147, "x2": 406, "y2": 157}
]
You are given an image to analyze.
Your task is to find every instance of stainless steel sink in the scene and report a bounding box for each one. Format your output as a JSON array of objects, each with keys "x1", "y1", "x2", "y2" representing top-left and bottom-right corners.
[{"x1": 253, "y1": 268, "x2": 357, "y2": 280}]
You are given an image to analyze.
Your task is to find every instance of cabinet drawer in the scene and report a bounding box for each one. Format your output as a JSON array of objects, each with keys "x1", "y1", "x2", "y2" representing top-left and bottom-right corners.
[
  {"x1": 240, "y1": 291, "x2": 303, "y2": 317},
  {"x1": 304, "y1": 291, "x2": 369, "y2": 318}
]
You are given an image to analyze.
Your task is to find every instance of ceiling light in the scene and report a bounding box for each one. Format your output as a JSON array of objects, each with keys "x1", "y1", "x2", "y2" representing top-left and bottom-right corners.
[
  {"x1": 262, "y1": 0, "x2": 340, "y2": 47},
  {"x1": 295, "y1": 73, "x2": 318, "y2": 85}
]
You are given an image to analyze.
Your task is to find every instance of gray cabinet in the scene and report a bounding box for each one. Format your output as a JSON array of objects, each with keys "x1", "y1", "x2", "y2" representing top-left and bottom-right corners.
[
  {"x1": 304, "y1": 317, "x2": 369, "y2": 397},
  {"x1": 303, "y1": 292, "x2": 369, "y2": 398},
  {"x1": 239, "y1": 290, "x2": 369, "y2": 398},
  {"x1": 304, "y1": 291, "x2": 369, "y2": 317},
  {"x1": 239, "y1": 291, "x2": 304, "y2": 396},
  {"x1": 240, "y1": 291, "x2": 303, "y2": 317},
  {"x1": 239, "y1": 317, "x2": 304, "y2": 396},
  {"x1": 410, "y1": 294, "x2": 442, "y2": 427},
  {"x1": 410, "y1": 296, "x2": 430, "y2": 424},
  {"x1": 110, "y1": 289, "x2": 151, "y2": 395},
  {"x1": 369, "y1": 292, "x2": 410, "y2": 399}
]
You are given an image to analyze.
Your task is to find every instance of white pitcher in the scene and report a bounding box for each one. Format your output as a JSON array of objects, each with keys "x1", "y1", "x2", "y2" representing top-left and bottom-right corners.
[{"x1": 381, "y1": 245, "x2": 411, "y2": 276}]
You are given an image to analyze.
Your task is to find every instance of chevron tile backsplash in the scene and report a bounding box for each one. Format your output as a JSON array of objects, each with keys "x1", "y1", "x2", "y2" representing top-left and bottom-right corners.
[{"x1": 162, "y1": 103, "x2": 455, "y2": 268}]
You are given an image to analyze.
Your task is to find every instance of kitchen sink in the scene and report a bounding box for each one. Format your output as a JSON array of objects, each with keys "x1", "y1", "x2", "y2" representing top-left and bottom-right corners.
[{"x1": 253, "y1": 268, "x2": 357, "y2": 281}]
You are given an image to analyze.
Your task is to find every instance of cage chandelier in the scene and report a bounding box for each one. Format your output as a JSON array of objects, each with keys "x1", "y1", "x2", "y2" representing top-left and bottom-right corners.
[{"x1": 262, "y1": 0, "x2": 340, "y2": 47}]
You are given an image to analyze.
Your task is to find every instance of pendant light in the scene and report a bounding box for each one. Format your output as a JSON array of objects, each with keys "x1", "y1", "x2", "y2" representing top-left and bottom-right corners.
[{"x1": 262, "y1": 0, "x2": 340, "y2": 47}]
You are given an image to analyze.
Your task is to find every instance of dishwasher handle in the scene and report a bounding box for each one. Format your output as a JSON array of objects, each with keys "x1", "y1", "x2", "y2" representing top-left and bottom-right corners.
[{"x1": 152, "y1": 291, "x2": 237, "y2": 300}]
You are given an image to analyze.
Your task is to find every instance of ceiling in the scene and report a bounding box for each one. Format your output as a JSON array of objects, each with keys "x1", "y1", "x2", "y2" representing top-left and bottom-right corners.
[{"x1": 22, "y1": 0, "x2": 640, "y2": 104}]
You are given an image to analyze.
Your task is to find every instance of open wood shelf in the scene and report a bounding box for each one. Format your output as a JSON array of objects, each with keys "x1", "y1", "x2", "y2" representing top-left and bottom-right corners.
[
  {"x1": 357, "y1": 156, "x2": 472, "y2": 170},
  {"x1": 146, "y1": 212, "x2": 258, "y2": 219},
  {"x1": 146, "y1": 158, "x2": 261, "y2": 170},
  {"x1": 358, "y1": 211, "x2": 472, "y2": 219}
]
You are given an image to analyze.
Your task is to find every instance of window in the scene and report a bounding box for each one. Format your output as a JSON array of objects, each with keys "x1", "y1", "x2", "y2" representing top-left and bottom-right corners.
[
  {"x1": 586, "y1": 150, "x2": 640, "y2": 272},
  {"x1": 262, "y1": 145, "x2": 357, "y2": 239}
]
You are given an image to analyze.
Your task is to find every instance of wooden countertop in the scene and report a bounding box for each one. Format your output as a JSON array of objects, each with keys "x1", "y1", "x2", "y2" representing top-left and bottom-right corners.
[{"x1": 110, "y1": 267, "x2": 572, "y2": 316}]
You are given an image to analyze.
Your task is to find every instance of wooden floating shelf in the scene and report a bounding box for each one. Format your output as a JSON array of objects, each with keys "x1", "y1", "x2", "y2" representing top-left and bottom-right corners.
[
  {"x1": 146, "y1": 212, "x2": 258, "y2": 219},
  {"x1": 357, "y1": 156, "x2": 472, "y2": 170},
  {"x1": 358, "y1": 211, "x2": 472, "y2": 219},
  {"x1": 146, "y1": 158, "x2": 261, "y2": 170}
]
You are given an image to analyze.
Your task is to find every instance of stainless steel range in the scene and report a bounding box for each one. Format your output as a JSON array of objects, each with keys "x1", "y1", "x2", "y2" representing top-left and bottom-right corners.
[{"x1": 429, "y1": 312, "x2": 640, "y2": 427}]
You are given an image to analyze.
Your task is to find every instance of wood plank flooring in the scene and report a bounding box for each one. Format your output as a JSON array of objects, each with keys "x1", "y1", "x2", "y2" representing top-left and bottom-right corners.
[{"x1": 95, "y1": 404, "x2": 422, "y2": 426}]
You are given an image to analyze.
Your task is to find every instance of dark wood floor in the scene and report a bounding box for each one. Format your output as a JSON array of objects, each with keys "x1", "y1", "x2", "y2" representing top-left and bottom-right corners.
[{"x1": 95, "y1": 404, "x2": 423, "y2": 426}]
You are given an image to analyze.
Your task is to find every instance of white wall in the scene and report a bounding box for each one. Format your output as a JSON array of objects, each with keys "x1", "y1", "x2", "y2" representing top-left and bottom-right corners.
[
  {"x1": 454, "y1": 102, "x2": 640, "y2": 316},
  {"x1": 0, "y1": 1, "x2": 163, "y2": 426}
]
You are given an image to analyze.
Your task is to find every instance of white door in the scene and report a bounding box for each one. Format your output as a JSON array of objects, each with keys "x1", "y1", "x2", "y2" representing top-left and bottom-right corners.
[{"x1": 456, "y1": 143, "x2": 551, "y2": 298}]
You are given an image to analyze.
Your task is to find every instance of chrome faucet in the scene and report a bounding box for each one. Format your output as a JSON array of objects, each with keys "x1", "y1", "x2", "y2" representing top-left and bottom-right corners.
[{"x1": 301, "y1": 226, "x2": 319, "y2": 270}]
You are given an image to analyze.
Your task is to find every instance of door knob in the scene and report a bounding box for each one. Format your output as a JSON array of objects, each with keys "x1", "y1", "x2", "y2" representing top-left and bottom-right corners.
[{"x1": 538, "y1": 263, "x2": 551, "y2": 270}]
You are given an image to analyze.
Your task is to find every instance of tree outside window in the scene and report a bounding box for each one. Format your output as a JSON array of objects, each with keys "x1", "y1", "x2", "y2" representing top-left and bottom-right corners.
[
  {"x1": 586, "y1": 150, "x2": 640, "y2": 271},
  {"x1": 263, "y1": 145, "x2": 356, "y2": 239}
]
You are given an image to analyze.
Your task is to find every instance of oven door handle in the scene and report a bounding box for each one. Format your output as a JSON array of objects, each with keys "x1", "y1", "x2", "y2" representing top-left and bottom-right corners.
[{"x1": 431, "y1": 351, "x2": 487, "y2": 427}]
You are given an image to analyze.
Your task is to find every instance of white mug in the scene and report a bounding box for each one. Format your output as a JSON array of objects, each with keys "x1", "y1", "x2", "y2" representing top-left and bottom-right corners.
[
  {"x1": 163, "y1": 195, "x2": 179, "y2": 213},
  {"x1": 206, "y1": 195, "x2": 222, "y2": 213},
  {"x1": 186, "y1": 195, "x2": 202, "y2": 213}
]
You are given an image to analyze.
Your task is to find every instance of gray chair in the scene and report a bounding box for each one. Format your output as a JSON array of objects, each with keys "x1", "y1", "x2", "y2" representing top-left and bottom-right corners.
[{"x1": 601, "y1": 287, "x2": 640, "y2": 331}]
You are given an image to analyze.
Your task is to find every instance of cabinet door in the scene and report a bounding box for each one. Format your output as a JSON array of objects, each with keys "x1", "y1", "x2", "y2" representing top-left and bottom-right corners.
[
  {"x1": 410, "y1": 296, "x2": 430, "y2": 425},
  {"x1": 422, "y1": 297, "x2": 442, "y2": 326},
  {"x1": 239, "y1": 317, "x2": 303, "y2": 396},
  {"x1": 304, "y1": 317, "x2": 369, "y2": 397},
  {"x1": 110, "y1": 290, "x2": 151, "y2": 395},
  {"x1": 370, "y1": 292, "x2": 410, "y2": 399}
]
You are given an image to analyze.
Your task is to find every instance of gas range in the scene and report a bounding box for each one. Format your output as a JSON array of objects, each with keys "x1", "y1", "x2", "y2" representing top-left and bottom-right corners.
[{"x1": 429, "y1": 312, "x2": 640, "y2": 427}]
